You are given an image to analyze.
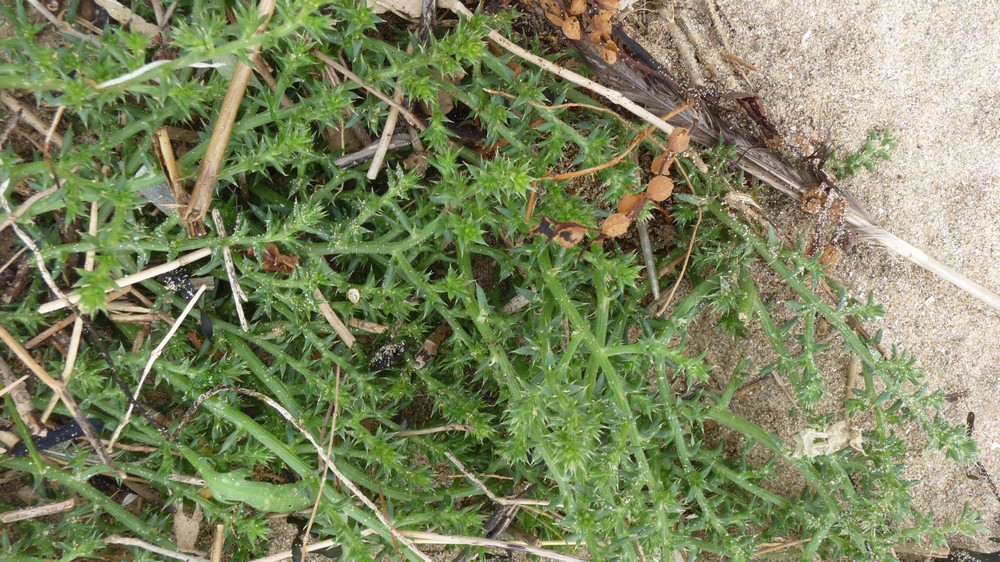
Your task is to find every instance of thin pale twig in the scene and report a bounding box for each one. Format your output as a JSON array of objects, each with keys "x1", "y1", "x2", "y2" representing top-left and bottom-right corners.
[
  {"x1": 0, "y1": 375, "x2": 29, "y2": 400},
  {"x1": 313, "y1": 288, "x2": 355, "y2": 348},
  {"x1": 0, "y1": 247, "x2": 27, "y2": 276},
  {"x1": 93, "y1": 0, "x2": 160, "y2": 36},
  {"x1": 397, "y1": 423, "x2": 474, "y2": 437},
  {"x1": 441, "y1": 0, "x2": 675, "y2": 138},
  {"x1": 37, "y1": 247, "x2": 212, "y2": 314},
  {"x1": 367, "y1": 82, "x2": 404, "y2": 180},
  {"x1": 397, "y1": 531, "x2": 586, "y2": 562},
  {"x1": 22, "y1": 0, "x2": 99, "y2": 43},
  {"x1": 313, "y1": 51, "x2": 427, "y2": 132},
  {"x1": 303, "y1": 365, "x2": 341, "y2": 555},
  {"x1": 105, "y1": 536, "x2": 209, "y2": 562},
  {"x1": 445, "y1": 452, "x2": 549, "y2": 507},
  {"x1": 656, "y1": 206, "x2": 702, "y2": 317},
  {"x1": 108, "y1": 285, "x2": 207, "y2": 448},
  {"x1": 0, "y1": 499, "x2": 75, "y2": 523},
  {"x1": 210, "y1": 524, "x2": 225, "y2": 562},
  {"x1": 0, "y1": 186, "x2": 58, "y2": 235},
  {"x1": 211, "y1": 210, "x2": 248, "y2": 331}
]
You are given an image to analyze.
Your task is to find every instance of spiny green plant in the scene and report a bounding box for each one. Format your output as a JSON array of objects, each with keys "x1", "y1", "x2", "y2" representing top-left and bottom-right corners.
[{"x1": 0, "y1": 1, "x2": 979, "y2": 561}]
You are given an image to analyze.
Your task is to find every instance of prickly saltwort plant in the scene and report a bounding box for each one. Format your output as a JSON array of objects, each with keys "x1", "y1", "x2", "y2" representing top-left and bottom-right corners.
[{"x1": 0, "y1": 0, "x2": 978, "y2": 560}]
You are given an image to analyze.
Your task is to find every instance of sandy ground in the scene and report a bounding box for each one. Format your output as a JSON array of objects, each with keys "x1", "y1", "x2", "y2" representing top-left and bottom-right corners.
[{"x1": 620, "y1": 0, "x2": 1000, "y2": 555}]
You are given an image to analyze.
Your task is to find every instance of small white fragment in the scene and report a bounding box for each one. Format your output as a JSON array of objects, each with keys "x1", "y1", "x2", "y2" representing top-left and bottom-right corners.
[
  {"x1": 347, "y1": 288, "x2": 361, "y2": 304},
  {"x1": 791, "y1": 420, "x2": 864, "y2": 459}
]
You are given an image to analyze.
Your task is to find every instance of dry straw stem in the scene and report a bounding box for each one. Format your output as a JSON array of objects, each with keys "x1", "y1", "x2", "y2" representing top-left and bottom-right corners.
[
  {"x1": 252, "y1": 532, "x2": 585, "y2": 562},
  {"x1": 0, "y1": 499, "x2": 76, "y2": 523},
  {"x1": 108, "y1": 284, "x2": 207, "y2": 448},
  {"x1": 0, "y1": 94, "x2": 65, "y2": 148},
  {"x1": 312, "y1": 51, "x2": 428, "y2": 133},
  {"x1": 395, "y1": 531, "x2": 586, "y2": 562},
  {"x1": 105, "y1": 536, "x2": 209, "y2": 562},
  {"x1": 0, "y1": 324, "x2": 121, "y2": 476},
  {"x1": 184, "y1": 0, "x2": 278, "y2": 228},
  {"x1": 210, "y1": 524, "x2": 225, "y2": 562},
  {"x1": 0, "y1": 186, "x2": 58, "y2": 235},
  {"x1": 93, "y1": 0, "x2": 161, "y2": 37},
  {"x1": 440, "y1": 0, "x2": 676, "y2": 138},
  {"x1": 23, "y1": 0, "x2": 99, "y2": 44},
  {"x1": 0, "y1": 247, "x2": 27, "y2": 276},
  {"x1": 37, "y1": 247, "x2": 213, "y2": 313},
  {"x1": 0, "y1": 375, "x2": 30, "y2": 400},
  {"x1": 348, "y1": 317, "x2": 388, "y2": 334},
  {"x1": 211, "y1": 210, "x2": 249, "y2": 331},
  {"x1": 367, "y1": 81, "x2": 404, "y2": 180},
  {"x1": 445, "y1": 452, "x2": 549, "y2": 507},
  {"x1": 313, "y1": 288, "x2": 356, "y2": 347},
  {"x1": 397, "y1": 423, "x2": 475, "y2": 436},
  {"x1": 656, "y1": 206, "x2": 702, "y2": 316},
  {"x1": 303, "y1": 365, "x2": 341, "y2": 554}
]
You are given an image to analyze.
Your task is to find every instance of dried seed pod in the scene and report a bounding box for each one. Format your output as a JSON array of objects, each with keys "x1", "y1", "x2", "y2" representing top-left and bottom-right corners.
[
  {"x1": 651, "y1": 152, "x2": 673, "y2": 175},
  {"x1": 617, "y1": 192, "x2": 646, "y2": 214},
  {"x1": 601, "y1": 213, "x2": 631, "y2": 238},
  {"x1": 562, "y1": 18, "x2": 581, "y2": 40},
  {"x1": 646, "y1": 175, "x2": 674, "y2": 202},
  {"x1": 600, "y1": 43, "x2": 618, "y2": 65},
  {"x1": 668, "y1": 128, "x2": 690, "y2": 153}
]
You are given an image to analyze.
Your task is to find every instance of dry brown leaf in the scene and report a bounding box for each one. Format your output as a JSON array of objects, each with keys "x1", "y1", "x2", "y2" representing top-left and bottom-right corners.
[
  {"x1": 173, "y1": 504, "x2": 202, "y2": 551},
  {"x1": 568, "y1": 0, "x2": 586, "y2": 15},
  {"x1": 531, "y1": 217, "x2": 589, "y2": 248},
  {"x1": 646, "y1": 175, "x2": 674, "y2": 202},
  {"x1": 252, "y1": 243, "x2": 299, "y2": 275},
  {"x1": 601, "y1": 213, "x2": 631, "y2": 237}
]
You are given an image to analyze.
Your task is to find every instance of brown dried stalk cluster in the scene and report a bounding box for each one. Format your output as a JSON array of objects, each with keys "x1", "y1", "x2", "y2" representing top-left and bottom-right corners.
[{"x1": 533, "y1": 0, "x2": 620, "y2": 64}]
